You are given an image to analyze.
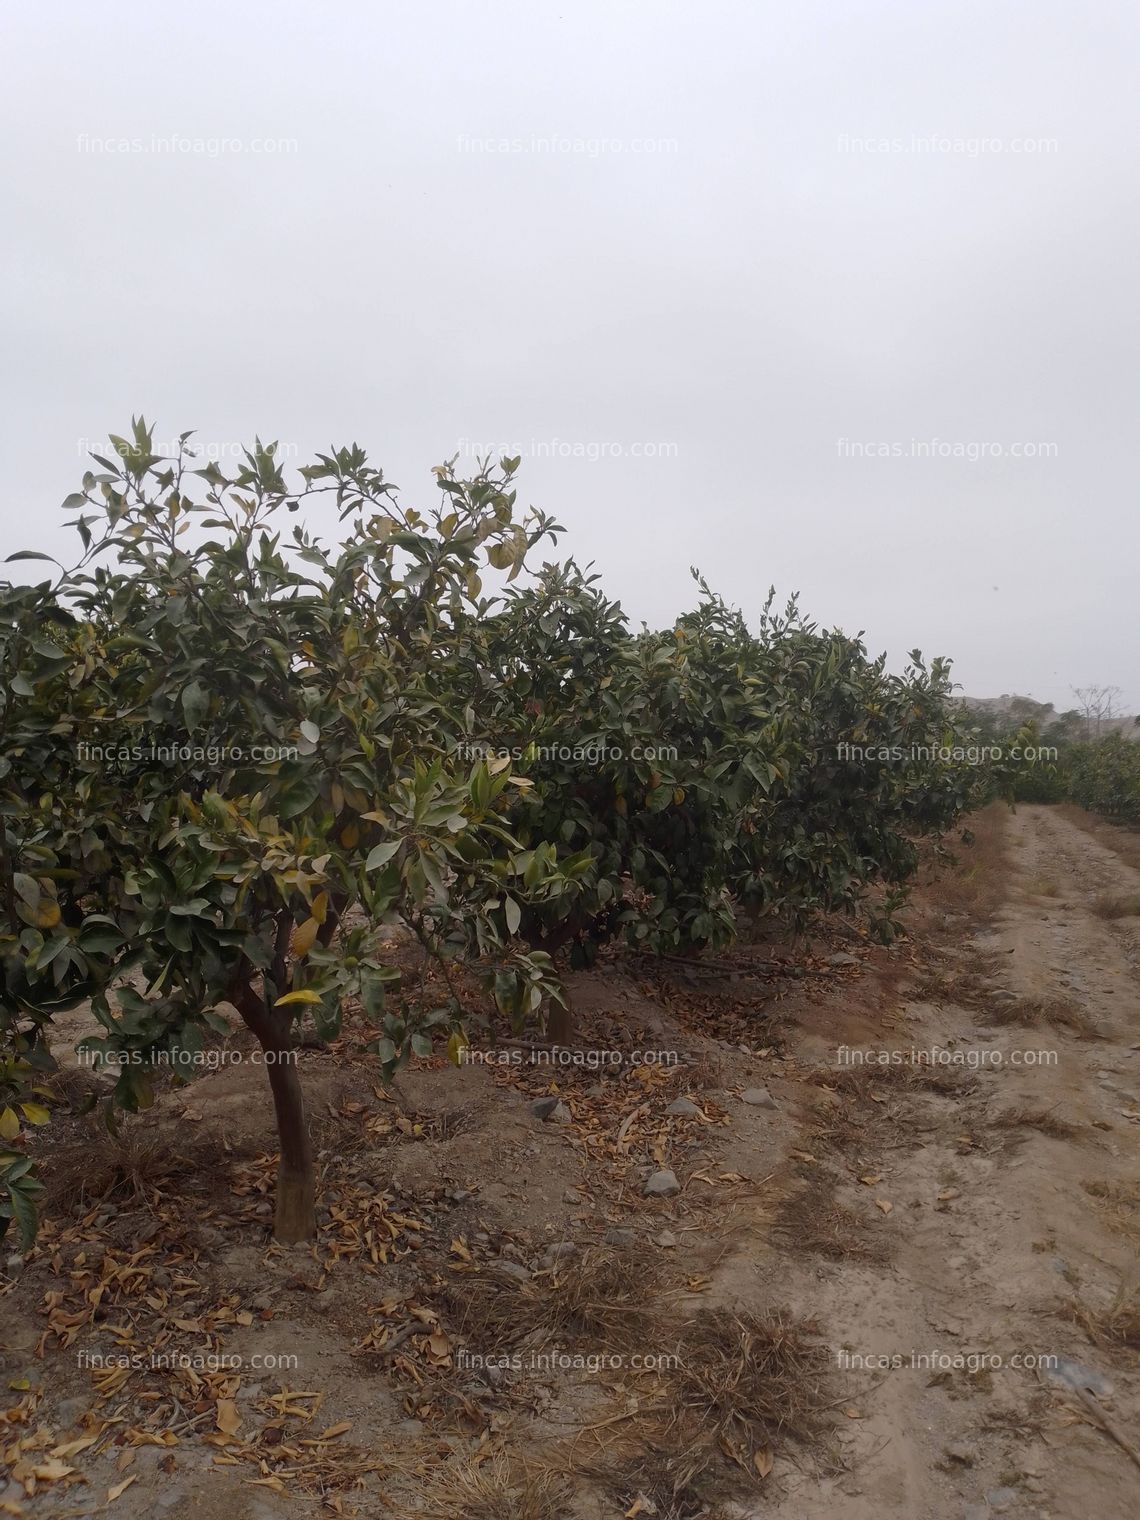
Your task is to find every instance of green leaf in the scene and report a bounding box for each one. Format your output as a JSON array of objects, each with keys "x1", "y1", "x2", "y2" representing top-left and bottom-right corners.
[
  {"x1": 504, "y1": 896, "x2": 521, "y2": 936},
  {"x1": 365, "y1": 840, "x2": 401, "y2": 871}
]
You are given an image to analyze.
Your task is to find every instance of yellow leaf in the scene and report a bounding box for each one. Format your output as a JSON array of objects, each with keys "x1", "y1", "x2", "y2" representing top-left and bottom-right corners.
[
  {"x1": 446, "y1": 1030, "x2": 469, "y2": 1067},
  {"x1": 317, "y1": 1421, "x2": 352, "y2": 1440},
  {"x1": 0, "y1": 1108, "x2": 19, "y2": 1140},
  {"x1": 291, "y1": 917, "x2": 319, "y2": 958},
  {"x1": 274, "y1": 989, "x2": 323, "y2": 1007},
  {"x1": 339, "y1": 823, "x2": 360, "y2": 848},
  {"x1": 215, "y1": 1399, "x2": 241, "y2": 1436},
  {"x1": 311, "y1": 891, "x2": 328, "y2": 924},
  {"x1": 34, "y1": 900, "x2": 61, "y2": 929},
  {"x1": 20, "y1": 1102, "x2": 50, "y2": 1126}
]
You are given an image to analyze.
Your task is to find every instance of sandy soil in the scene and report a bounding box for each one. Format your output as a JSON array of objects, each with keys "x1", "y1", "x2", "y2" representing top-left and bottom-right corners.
[{"x1": 2, "y1": 804, "x2": 1138, "y2": 1519}]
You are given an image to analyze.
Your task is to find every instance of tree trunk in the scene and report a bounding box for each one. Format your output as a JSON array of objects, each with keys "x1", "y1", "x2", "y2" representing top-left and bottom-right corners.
[
  {"x1": 262, "y1": 1051, "x2": 316, "y2": 1244},
  {"x1": 232, "y1": 972, "x2": 316, "y2": 1245},
  {"x1": 547, "y1": 984, "x2": 574, "y2": 1045}
]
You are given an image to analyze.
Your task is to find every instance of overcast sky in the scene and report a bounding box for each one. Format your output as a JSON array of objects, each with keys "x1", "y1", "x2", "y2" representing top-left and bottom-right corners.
[{"x1": 2, "y1": 0, "x2": 1136, "y2": 712}]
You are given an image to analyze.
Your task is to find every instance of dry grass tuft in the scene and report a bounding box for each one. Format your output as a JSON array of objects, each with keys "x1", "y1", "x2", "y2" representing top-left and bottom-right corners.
[
  {"x1": 587, "y1": 1308, "x2": 834, "y2": 1515},
  {"x1": 443, "y1": 1247, "x2": 663, "y2": 1355},
  {"x1": 923, "y1": 804, "x2": 1011, "y2": 924},
  {"x1": 1062, "y1": 1280, "x2": 1140, "y2": 1351},
  {"x1": 990, "y1": 1106, "x2": 1081, "y2": 1141},
  {"x1": 773, "y1": 1175, "x2": 893, "y2": 1263},
  {"x1": 43, "y1": 1126, "x2": 183, "y2": 1210},
  {"x1": 421, "y1": 1449, "x2": 574, "y2": 1520},
  {"x1": 1092, "y1": 893, "x2": 1140, "y2": 920},
  {"x1": 985, "y1": 994, "x2": 1101, "y2": 1040},
  {"x1": 1081, "y1": 1178, "x2": 1140, "y2": 1245}
]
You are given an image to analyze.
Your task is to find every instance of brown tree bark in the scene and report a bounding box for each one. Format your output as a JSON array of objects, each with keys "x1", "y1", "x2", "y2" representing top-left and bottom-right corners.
[
  {"x1": 232, "y1": 964, "x2": 316, "y2": 1245},
  {"x1": 546, "y1": 984, "x2": 575, "y2": 1044}
]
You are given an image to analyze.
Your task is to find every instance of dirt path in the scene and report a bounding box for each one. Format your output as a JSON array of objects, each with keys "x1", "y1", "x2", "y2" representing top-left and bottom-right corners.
[{"x1": 755, "y1": 805, "x2": 1140, "y2": 1519}]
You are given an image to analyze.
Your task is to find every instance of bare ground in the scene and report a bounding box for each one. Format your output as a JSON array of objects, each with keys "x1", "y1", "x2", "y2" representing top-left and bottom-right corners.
[{"x1": 1, "y1": 804, "x2": 1138, "y2": 1519}]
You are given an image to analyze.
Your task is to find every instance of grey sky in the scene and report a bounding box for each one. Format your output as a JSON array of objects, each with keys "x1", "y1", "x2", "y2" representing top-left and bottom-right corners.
[{"x1": 2, "y1": 0, "x2": 1136, "y2": 713}]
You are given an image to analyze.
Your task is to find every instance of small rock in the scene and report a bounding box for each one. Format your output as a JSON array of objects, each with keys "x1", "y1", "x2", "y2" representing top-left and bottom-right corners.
[
  {"x1": 5, "y1": 1255, "x2": 24, "y2": 1276},
  {"x1": 531, "y1": 1096, "x2": 560, "y2": 1119},
  {"x1": 656, "y1": 1230, "x2": 678, "y2": 1248},
  {"x1": 740, "y1": 1087, "x2": 778, "y2": 1110},
  {"x1": 644, "y1": 1169, "x2": 681, "y2": 1198},
  {"x1": 986, "y1": 1488, "x2": 1019, "y2": 1513},
  {"x1": 490, "y1": 1258, "x2": 531, "y2": 1283},
  {"x1": 549, "y1": 1101, "x2": 572, "y2": 1124},
  {"x1": 944, "y1": 1440, "x2": 976, "y2": 1466},
  {"x1": 829, "y1": 953, "x2": 859, "y2": 967},
  {"x1": 156, "y1": 1489, "x2": 189, "y2": 1514},
  {"x1": 666, "y1": 1097, "x2": 703, "y2": 1117},
  {"x1": 604, "y1": 1227, "x2": 637, "y2": 1247},
  {"x1": 1044, "y1": 1354, "x2": 1113, "y2": 1396},
  {"x1": 541, "y1": 1241, "x2": 577, "y2": 1268},
  {"x1": 397, "y1": 1417, "x2": 424, "y2": 1436},
  {"x1": 55, "y1": 1396, "x2": 90, "y2": 1428},
  {"x1": 251, "y1": 1292, "x2": 274, "y2": 1312},
  {"x1": 562, "y1": 1189, "x2": 582, "y2": 1204}
]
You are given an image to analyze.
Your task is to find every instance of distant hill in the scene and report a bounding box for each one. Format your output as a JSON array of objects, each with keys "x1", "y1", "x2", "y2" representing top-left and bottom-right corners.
[{"x1": 958, "y1": 693, "x2": 1140, "y2": 740}]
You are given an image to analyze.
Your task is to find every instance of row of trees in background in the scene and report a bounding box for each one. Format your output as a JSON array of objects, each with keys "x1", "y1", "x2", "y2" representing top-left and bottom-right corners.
[
  {"x1": 1, "y1": 423, "x2": 992, "y2": 1243},
  {"x1": 969, "y1": 692, "x2": 1140, "y2": 823}
]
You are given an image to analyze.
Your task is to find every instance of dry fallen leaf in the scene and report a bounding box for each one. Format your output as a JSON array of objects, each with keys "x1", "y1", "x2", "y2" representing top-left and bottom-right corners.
[
  {"x1": 858, "y1": 1174, "x2": 883, "y2": 1185},
  {"x1": 874, "y1": 1199, "x2": 893, "y2": 1215},
  {"x1": 754, "y1": 1445, "x2": 773, "y2": 1477},
  {"x1": 107, "y1": 1475, "x2": 137, "y2": 1502},
  {"x1": 937, "y1": 1188, "x2": 961, "y2": 1201},
  {"x1": 844, "y1": 1406, "x2": 862, "y2": 1418},
  {"x1": 214, "y1": 1399, "x2": 241, "y2": 1436}
]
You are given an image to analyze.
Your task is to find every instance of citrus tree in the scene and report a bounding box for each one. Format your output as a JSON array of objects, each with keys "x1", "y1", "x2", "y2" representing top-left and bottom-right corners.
[
  {"x1": 465, "y1": 566, "x2": 984, "y2": 956},
  {"x1": 0, "y1": 422, "x2": 588, "y2": 1243}
]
